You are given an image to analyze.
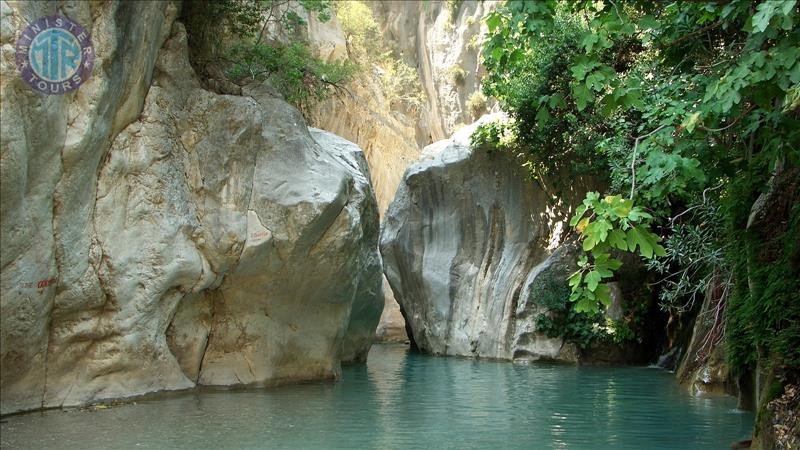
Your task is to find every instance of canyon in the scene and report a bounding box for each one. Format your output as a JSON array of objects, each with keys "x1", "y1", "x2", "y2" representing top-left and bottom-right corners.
[{"x1": 1, "y1": 2, "x2": 791, "y2": 448}]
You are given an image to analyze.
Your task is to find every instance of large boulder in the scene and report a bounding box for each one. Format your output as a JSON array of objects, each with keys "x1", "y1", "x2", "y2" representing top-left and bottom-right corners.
[
  {"x1": 380, "y1": 116, "x2": 587, "y2": 360},
  {"x1": 0, "y1": 1, "x2": 382, "y2": 415}
]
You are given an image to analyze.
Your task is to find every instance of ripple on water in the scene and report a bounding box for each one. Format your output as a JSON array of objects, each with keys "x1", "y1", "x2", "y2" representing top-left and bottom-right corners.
[{"x1": 0, "y1": 344, "x2": 753, "y2": 450}]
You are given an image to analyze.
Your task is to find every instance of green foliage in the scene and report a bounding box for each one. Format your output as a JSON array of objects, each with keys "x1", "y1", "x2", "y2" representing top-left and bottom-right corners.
[
  {"x1": 480, "y1": 0, "x2": 800, "y2": 383},
  {"x1": 535, "y1": 311, "x2": 600, "y2": 350},
  {"x1": 189, "y1": 0, "x2": 333, "y2": 39},
  {"x1": 470, "y1": 119, "x2": 518, "y2": 154},
  {"x1": 335, "y1": 0, "x2": 380, "y2": 58},
  {"x1": 647, "y1": 199, "x2": 727, "y2": 312},
  {"x1": 466, "y1": 91, "x2": 487, "y2": 119},
  {"x1": 481, "y1": 13, "x2": 616, "y2": 179},
  {"x1": 226, "y1": 41, "x2": 356, "y2": 105},
  {"x1": 184, "y1": 0, "x2": 353, "y2": 108},
  {"x1": 725, "y1": 178, "x2": 800, "y2": 374},
  {"x1": 332, "y1": 1, "x2": 424, "y2": 114},
  {"x1": 479, "y1": 0, "x2": 800, "y2": 367},
  {"x1": 536, "y1": 307, "x2": 637, "y2": 349},
  {"x1": 568, "y1": 193, "x2": 665, "y2": 314}
]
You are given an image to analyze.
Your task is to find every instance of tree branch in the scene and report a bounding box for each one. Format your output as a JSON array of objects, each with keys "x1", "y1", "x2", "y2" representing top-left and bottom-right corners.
[
  {"x1": 664, "y1": 21, "x2": 722, "y2": 49},
  {"x1": 630, "y1": 124, "x2": 669, "y2": 199}
]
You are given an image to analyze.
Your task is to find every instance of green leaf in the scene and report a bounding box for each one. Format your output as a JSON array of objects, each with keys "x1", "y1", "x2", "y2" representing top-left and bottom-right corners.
[
  {"x1": 593, "y1": 251, "x2": 622, "y2": 276},
  {"x1": 486, "y1": 13, "x2": 502, "y2": 32},
  {"x1": 581, "y1": 33, "x2": 600, "y2": 52},
  {"x1": 585, "y1": 270, "x2": 601, "y2": 291},
  {"x1": 608, "y1": 229, "x2": 628, "y2": 250},
  {"x1": 585, "y1": 219, "x2": 612, "y2": 242},
  {"x1": 752, "y1": 1, "x2": 779, "y2": 33},
  {"x1": 638, "y1": 15, "x2": 658, "y2": 30},
  {"x1": 626, "y1": 226, "x2": 652, "y2": 258},
  {"x1": 595, "y1": 284, "x2": 612, "y2": 307},
  {"x1": 576, "y1": 217, "x2": 591, "y2": 233},
  {"x1": 582, "y1": 235, "x2": 596, "y2": 251},
  {"x1": 606, "y1": 196, "x2": 633, "y2": 218},
  {"x1": 576, "y1": 91, "x2": 589, "y2": 111},
  {"x1": 535, "y1": 106, "x2": 551, "y2": 128},
  {"x1": 682, "y1": 112, "x2": 701, "y2": 133},
  {"x1": 575, "y1": 297, "x2": 599, "y2": 314},
  {"x1": 570, "y1": 204, "x2": 589, "y2": 226},
  {"x1": 491, "y1": 46, "x2": 503, "y2": 62},
  {"x1": 509, "y1": 49, "x2": 525, "y2": 65},
  {"x1": 627, "y1": 207, "x2": 652, "y2": 222},
  {"x1": 548, "y1": 92, "x2": 566, "y2": 109},
  {"x1": 626, "y1": 225, "x2": 664, "y2": 259},
  {"x1": 571, "y1": 58, "x2": 599, "y2": 81},
  {"x1": 586, "y1": 71, "x2": 607, "y2": 92},
  {"x1": 568, "y1": 271, "x2": 583, "y2": 289}
]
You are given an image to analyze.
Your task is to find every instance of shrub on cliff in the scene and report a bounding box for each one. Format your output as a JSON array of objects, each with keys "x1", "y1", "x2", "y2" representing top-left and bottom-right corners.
[
  {"x1": 183, "y1": 0, "x2": 355, "y2": 108},
  {"x1": 332, "y1": 1, "x2": 425, "y2": 115},
  {"x1": 335, "y1": 0, "x2": 380, "y2": 59},
  {"x1": 466, "y1": 91, "x2": 487, "y2": 119}
]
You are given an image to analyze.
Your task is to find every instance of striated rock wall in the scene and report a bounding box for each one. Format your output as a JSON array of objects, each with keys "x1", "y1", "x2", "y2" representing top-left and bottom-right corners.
[
  {"x1": 0, "y1": 1, "x2": 382, "y2": 415},
  {"x1": 380, "y1": 116, "x2": 589, "y2": 360},
  {"x1": 308, "y1": 1, "x2": 498, "y2": 343},
  {"x1": 308, "y1": 1, "x2": 497, "y2": 214},
  {"x1": 375, "y1": 0, "x2": 497, "y2": 141}
]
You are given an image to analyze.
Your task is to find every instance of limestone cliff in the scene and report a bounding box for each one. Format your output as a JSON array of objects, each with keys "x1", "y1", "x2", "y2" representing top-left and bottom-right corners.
[
  {"x1": 381, "y1": 117, "x2": 591, "y2": 360},
  {"x1": 374, "y1": 0, "x2": 497, "y2": 141},
  {"x1": 0, "y1": 1, "x2": 382, "y2": 415},
  {"x1": 309, "y1": 0, "x2": 497, "y2": 214},
  {"x1": 307, "y1": 0, "x2": 498, "y2": 343}
]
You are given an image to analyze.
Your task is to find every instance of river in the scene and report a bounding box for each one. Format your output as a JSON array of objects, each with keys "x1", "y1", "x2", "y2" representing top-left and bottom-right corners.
[{"x1": 0, "y1": 344, "x2": 753, "y2": 449}]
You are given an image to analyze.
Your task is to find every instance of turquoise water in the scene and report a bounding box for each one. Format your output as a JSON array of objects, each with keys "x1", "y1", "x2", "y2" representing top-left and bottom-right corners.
[{"x1": 1, "y1": 344, "x2": 753, "y2": 449}]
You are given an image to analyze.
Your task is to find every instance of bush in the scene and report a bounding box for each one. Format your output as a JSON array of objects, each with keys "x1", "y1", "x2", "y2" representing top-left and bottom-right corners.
[
  {"x1": 447, "y1": 64, "x2": 466, "y2": 85},
  {"x1": 445, "y1": 0, "x2": 462, "y2": 24},
  {"x1": 183, "y1": 0, "x2": 355, "y2": 108},
  {"x1": 226, "y1": 41, "x2": 356, "y2": 106},
  {"x1": 380, "y1": 58, "x2": 425, "y2": 113},
  {"x1": 467, "y1": 34, "x2": 480, "y2": 52},
  {"x1": 466, "y1": 91, "x2": 487, "y2": 119},
  {"x1": 470, "y1": 119, "x2": 517, "y2": 154},
  {"x1": 335, "y1": 0, "x2": 380, "y2": 59}
]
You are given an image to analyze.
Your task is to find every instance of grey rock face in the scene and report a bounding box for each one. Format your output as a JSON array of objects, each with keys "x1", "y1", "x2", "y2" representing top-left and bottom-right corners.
[
  {"x1": 381, "y1": 117, "x2": 586, "y2": 360},
  {"x1": 306, "y1": 1, "x2": 501, "y2": 343},
  {"x1": 1, "y1": 1, "x2": 381, "y2": 415}
]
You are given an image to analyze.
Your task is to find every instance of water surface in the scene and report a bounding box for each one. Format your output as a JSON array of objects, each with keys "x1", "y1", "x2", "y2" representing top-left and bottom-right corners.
[{"x1": 0, "y1": 344, "x2": 753, "y2": 449}]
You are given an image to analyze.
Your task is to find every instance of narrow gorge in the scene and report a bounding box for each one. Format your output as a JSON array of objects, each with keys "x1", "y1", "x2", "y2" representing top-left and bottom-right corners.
[{"x1": 1, "y1": 1, "x2": 797, "y2": 449}]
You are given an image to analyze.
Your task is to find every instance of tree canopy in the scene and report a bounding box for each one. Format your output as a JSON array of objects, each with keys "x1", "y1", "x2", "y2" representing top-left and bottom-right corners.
[{"x1": 476, "y1": 0, "x2": 800, "y2": 374}]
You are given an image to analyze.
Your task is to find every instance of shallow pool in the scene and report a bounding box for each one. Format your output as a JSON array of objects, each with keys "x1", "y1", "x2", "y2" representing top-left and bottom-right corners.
[{"x1": 0, "y1": 344, "x2": 753, "y2": 449}]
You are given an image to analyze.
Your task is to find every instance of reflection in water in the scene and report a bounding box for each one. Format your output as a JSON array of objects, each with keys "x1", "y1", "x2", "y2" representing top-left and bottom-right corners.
[{"x1": 1, "y1": 345, "x2": 753, "y2": 450}]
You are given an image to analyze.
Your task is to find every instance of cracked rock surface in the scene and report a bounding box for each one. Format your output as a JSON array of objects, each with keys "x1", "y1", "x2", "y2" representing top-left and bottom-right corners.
[{"x1": 0, "y1": 1, "x2": 381, "y2": 415}]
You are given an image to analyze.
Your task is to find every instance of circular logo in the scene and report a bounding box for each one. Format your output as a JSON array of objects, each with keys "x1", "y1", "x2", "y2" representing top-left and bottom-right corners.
[{"x1": 15, "y1": 15, "x2": 94, "y2": 95}]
